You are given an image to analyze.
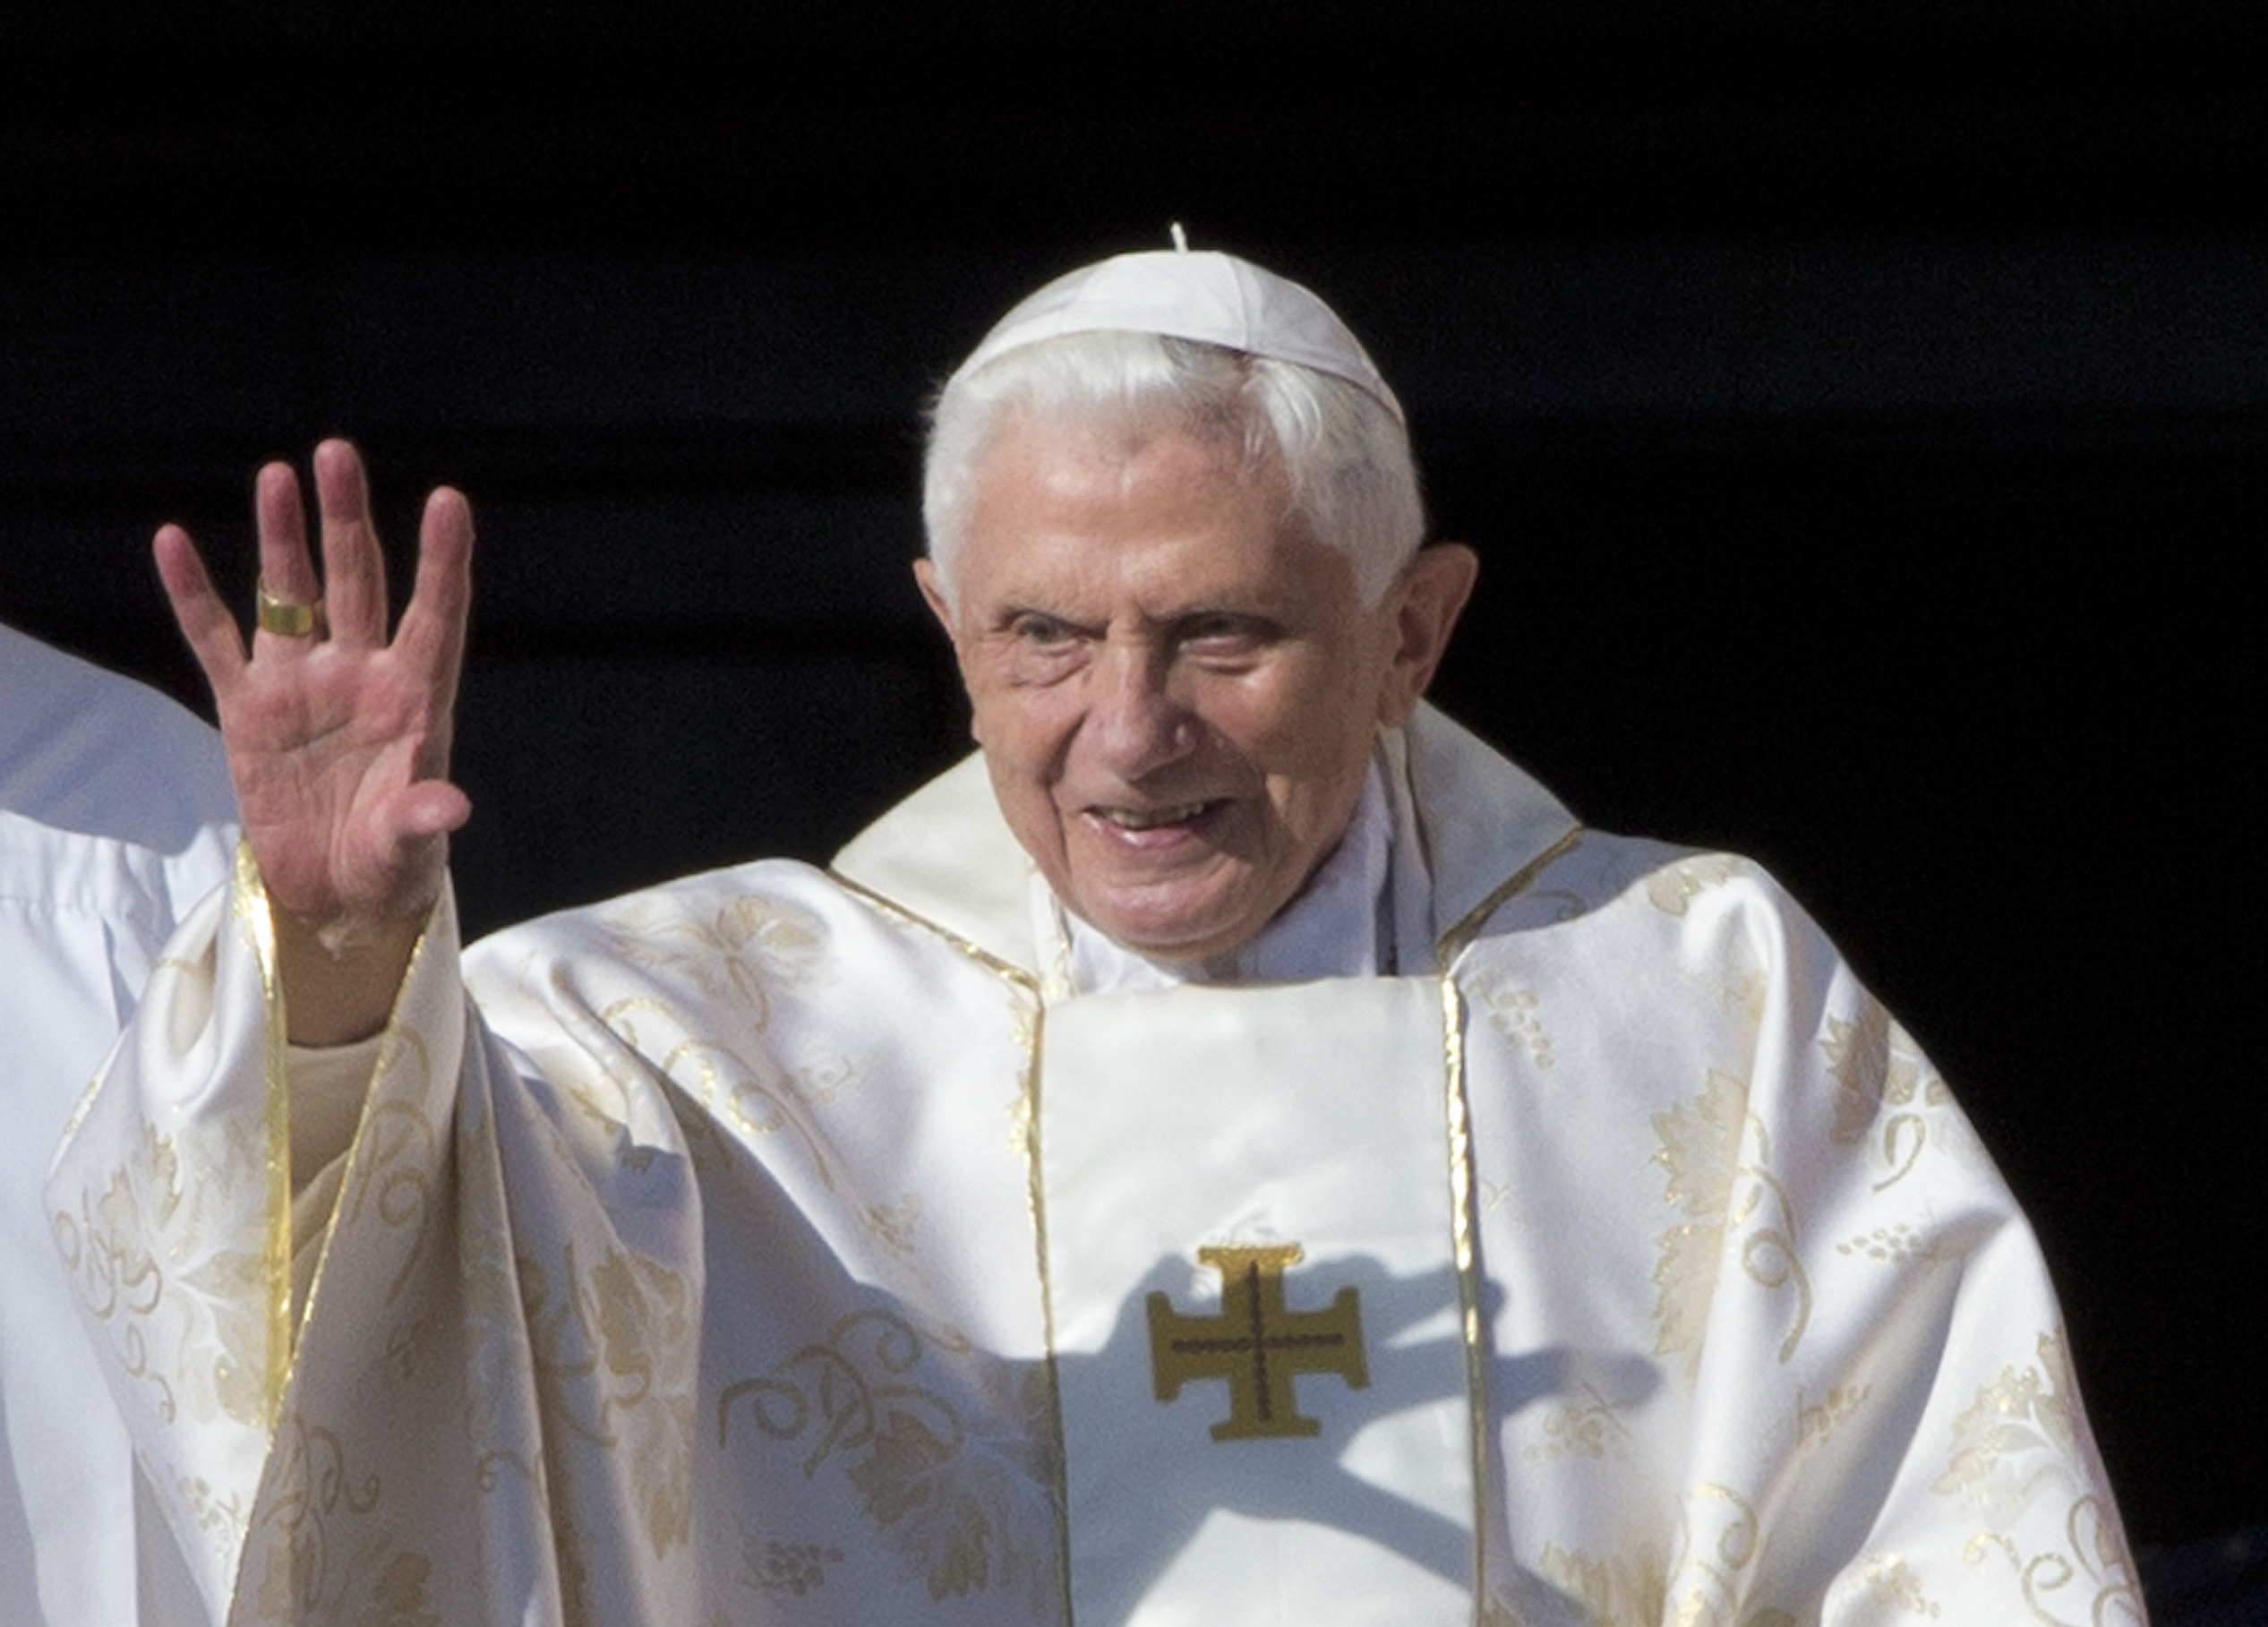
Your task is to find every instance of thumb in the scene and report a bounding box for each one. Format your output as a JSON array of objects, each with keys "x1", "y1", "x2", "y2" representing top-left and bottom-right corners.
[{"x1": 397, "y1": 780, "x2": 473, "y2": 840}]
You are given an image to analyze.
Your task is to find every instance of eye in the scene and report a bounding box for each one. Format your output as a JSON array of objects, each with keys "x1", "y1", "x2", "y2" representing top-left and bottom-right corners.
[
  {"x1": 992, "y1": 611, "x2": 1091, "y2": 686},
  {"x1": 1177, "y1": 613, "x2": 1274, "y2": 659},
  {"x1": 1011, "y1": 612, "x2": 1075, "y2": 647}
]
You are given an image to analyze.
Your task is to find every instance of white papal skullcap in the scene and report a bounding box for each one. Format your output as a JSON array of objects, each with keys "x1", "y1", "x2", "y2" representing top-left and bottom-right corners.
[{"x1": 948, "y1": 244, "x2": 1405, "y2": 424}]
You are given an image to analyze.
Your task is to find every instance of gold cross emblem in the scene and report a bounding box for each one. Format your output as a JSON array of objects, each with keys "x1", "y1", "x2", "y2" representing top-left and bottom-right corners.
[{"x1": 1146, "y1": 1244, "x2": 1368, "y2": 1441}]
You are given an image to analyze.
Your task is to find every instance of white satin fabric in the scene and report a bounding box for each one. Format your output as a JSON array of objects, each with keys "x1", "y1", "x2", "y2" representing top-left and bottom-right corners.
[
  {"x1": 1041, "y1": 978, "x2": 1473, "y2": 1627},
  {"x1": 3, "y1": 625, "x2": 237, "y2": 1627},
  {"x1": 45, "y1": 703, "x2": 2144, "y2": 1625}
]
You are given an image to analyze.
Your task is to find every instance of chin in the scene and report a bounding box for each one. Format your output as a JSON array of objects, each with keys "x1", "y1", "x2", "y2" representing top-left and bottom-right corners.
[
  {"x1": 1080, "y1": 883, "x2": 1270, "y2": 963},
  {"x1": 1111, "y1": 926, "x2": 1242, "y2": 963}
]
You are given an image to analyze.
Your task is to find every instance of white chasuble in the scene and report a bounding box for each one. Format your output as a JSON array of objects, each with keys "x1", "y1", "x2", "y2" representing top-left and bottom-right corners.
[
  {"x1": 1040, "y1": 980, "x2": 1476, "y2": 1627},
  {"x1": 45, "y1": 705, "x2": 2145, "y2": 1626}
]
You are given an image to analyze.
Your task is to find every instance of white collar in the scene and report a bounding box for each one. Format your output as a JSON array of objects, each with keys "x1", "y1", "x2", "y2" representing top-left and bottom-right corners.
[{"x1": 829, "y1": 703, "x2": 1581, "y2": 980}]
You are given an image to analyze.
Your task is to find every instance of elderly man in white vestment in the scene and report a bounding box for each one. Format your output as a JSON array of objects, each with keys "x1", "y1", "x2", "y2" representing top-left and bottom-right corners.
[
  {"x1": 46, "y1": 249, "x2": 2143, "y2": 1626},
  {"x1": 2, "y1": 624, "x2": 235, "y2": 1627}
]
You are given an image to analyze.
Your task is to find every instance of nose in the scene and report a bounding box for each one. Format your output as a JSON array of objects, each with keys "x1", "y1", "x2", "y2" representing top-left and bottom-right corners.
[{"x1": 1086, "y1": 643, "x2": 1196, "y2": 780}]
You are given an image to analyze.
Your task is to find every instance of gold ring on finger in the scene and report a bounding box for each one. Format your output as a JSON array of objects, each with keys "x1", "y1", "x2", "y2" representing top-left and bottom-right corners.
[{"x1": 256, "y1": 580, "x2": 324, "y2": 638}]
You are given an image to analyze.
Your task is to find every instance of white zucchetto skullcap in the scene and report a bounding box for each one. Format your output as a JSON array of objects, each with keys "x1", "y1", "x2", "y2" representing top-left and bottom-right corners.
[{"x1": 949, "y1": 247, "x2": 1405, "y2": 424}]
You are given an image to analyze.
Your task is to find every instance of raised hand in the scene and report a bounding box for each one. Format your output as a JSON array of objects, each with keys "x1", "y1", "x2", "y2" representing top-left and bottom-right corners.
[{"x1": 156, "y1": 439, "x2": 474, "y2": 1042}]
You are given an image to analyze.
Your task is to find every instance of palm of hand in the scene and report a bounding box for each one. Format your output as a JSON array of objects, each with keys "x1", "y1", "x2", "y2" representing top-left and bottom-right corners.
[
  {"x1": 220, "y1": 636, "x2": 462, "y2": 925},
  {"x1": 156, "y1": 440, "x2": 474, "y2": 934}
]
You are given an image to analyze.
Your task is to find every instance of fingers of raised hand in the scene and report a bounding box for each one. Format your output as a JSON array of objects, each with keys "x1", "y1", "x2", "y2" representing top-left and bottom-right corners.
[
  {"x1": 253, "y1": 456, "x2": 335, "y2": 653},
  {"x1": 313, "y1": 439, "x2": 390, "y2": 647},
  {"x1": 184, "y1": 440, "x2": 474, "y2": 706},
  {"x1": 249, "y1": 440, "x2": 393, "y2": 650},
  {"x1": 153, "y1": 523, "x2": 249, "y2": 689},
  {"x1": 394, "y1": 486, "x2": 475, "y2": 707},
  {"x1": 253, "y1": 456, "x2": 324, "y2": 639}
]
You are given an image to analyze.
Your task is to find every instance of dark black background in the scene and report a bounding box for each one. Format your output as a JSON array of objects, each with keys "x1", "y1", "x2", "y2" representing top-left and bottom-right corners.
[{"x1": 3, "y1": 0, "x2": 2259, "y2": 1561}]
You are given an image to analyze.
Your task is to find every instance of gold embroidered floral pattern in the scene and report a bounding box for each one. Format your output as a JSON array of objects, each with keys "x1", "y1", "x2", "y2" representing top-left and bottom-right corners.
[
  {"x1": 358, "y1": 1553, "x2": 441, "y2": 1627},
  {"x1": 1474, "y1": 978, "x2": 1554, "y2": 1070},
  {"x1": 341, "y1": 1025, "x2": 443, "y2": 1305},
  {"x1": 1524, "y1": 1383, "x2": 1632, "y2": 1463},
  {"x1": 179, "y1": 1473, "x2": 252, "y2": 1549},
  {"x1": 1962, "y1": 1503, "x2": 2144, "y2": 1627},
  {"x1": 743, "y1": 1537, "x2": 844, "y2": 1596},
  {"x1": 1665, "y1": 1484, "x2": 1797, "y2": 1627},
  {"x1": 451, "y1": 1085, "x2": 554, "y2": 1516},
  {"x1": 597, "y1": 993, "x2": 852, "y2": 1191},
  {"x1": 240, "y1": 1412, "x2": 407, "y2": 1623},
  {"x1": 1662, "y1": 891, "x2": 1769, "y2": 1027},
  {"x1": 1791, "y1": 1384, "x2": 1870, "y2": 1451},
  {"x1": 1651, "y1": 1072, "x2": 1813, "y2": 1366},
  {"x1": 1934, "y1": 1330, "x2": 2084, "y2": 1523},
  {"x1": 1539, "y1": 1538, "x2": 1670, "y2": 1625},
  {"x1": 1939, "y1": 1332, "x2": 2144, "y2": 1625},
  {"x1": 604, "y1": 893, "x2": 827, "y2": 1029},
  {"x1": 1861, "y1": 1554, "x2": 1941, "y2": 1617},
  {"x1": 1703, "y1": 968, "x2": 1770, "y2": 1027},
  {"x1": 53, "y1": 1117, "x2": 272, "y2": 1429},
  {"x1": 863, "y1": 1194, "x2": 923, "y2": 1255},
  {"x1": 1821, "y1": 1002, "x2": 1954, "y2": 1189},
  {"x1": 717, "y1": 1310, "x2": 1060, "y2": 1611},
  {"x1": 1836, "y1": 1222, "x2": 1947, "y2": 1270},
  {"x1": 522, "y1": 1240, "x2": 698, "y2": 1559},
  {"x1": 1644, "y1": 856, "x2": 1750, "y2": 919}
]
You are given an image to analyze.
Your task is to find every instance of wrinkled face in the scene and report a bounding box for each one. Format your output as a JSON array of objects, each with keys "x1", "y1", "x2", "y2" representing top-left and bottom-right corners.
[{"x1": 920, "y1": 412, "x2": 1427, "y2": 961}]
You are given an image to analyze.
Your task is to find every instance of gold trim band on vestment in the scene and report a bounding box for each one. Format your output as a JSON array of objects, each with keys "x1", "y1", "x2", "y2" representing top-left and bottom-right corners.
[
  {"x1": 1435, "y1": 827, "x2": 1586, "y2": 972},
  {"x1": 231, "y1": 839, "x2": 296, "y2": 1430},
  {"x1": 1434, "y1": 822, "x2": 1584, "y2": 1618},
  {"x1": 1441, "y1": 972, "x2": 1491, "y2": 1618}
]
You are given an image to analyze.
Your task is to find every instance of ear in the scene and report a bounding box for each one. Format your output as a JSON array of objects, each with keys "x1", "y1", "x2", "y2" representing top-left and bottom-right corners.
[
  {"x1": 914, "y1": 557, "x2": 989, "y2": 744},
  {"x1": 913, "y1": 558, "x2": 954, "y2": 632},
  {"x1": 1374, "y1": 543, "x2": 1478, "y2": 728}
]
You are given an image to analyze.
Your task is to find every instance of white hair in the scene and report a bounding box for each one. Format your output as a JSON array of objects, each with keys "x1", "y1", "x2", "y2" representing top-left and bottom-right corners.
[{"x1": 921, "y1": 330, "x2": 1425, "y2": 609}]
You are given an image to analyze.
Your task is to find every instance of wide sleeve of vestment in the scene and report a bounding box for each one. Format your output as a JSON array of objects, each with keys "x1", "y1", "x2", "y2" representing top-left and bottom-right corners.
[
  {"x1": 45, "y1": 852, "x2": 1057, "y2": 1627},
  {"x1": 1454, "y1": 835, "x2": 2144, "y2": 1627},
  {"x1": 42, "y1": 846, "x2": 466, "y2": 1626}
]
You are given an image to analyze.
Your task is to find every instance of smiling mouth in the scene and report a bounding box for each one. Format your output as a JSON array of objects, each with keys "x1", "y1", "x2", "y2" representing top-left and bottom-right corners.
[{"x1": 1092, "y1": 800, "x2": 1224, "y2": 832}]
